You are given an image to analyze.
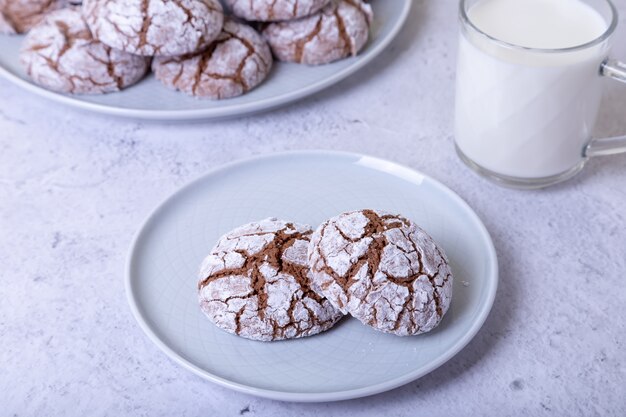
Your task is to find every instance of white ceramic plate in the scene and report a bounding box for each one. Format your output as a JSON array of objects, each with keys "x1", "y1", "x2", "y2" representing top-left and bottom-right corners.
[
  {"x1": 0, "y1": 1, "x2": 410, "y2": 121},
  {"x1": 126, "y1": 151, "x2": 499, "y2": 402}
]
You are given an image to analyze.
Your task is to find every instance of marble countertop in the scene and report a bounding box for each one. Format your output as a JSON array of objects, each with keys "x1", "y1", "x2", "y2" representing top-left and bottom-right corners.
[{"x1": 2, "y1": 0, "x2": 626, "y2": 415}]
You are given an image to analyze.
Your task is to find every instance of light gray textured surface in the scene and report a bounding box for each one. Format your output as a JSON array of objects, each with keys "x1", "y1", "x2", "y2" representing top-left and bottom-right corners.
[{"x1": 1, "y1": 0, "x2": 625, "y2": 416}]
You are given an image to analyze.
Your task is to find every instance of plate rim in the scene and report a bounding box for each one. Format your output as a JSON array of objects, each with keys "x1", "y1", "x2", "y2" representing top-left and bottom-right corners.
[
  {"x1": 0, "y1": 1, "x2": 411, "y2": 121},
  {"x1": 125, "y1": 150, "x2": 499, "y2": 402}
]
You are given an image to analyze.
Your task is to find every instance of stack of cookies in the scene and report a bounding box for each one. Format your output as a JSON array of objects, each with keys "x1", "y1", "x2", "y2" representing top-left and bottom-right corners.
[
  {"x1": 197, "y1": 210, "x2": 454, "y2": 342},
  {"x1": 2, "y1": 0, "x2": 374, "y2": 98}
]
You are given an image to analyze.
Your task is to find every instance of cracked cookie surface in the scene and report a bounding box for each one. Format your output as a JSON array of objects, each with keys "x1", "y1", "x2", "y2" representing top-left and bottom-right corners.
[
  {"x1": 198, "y1": 218, "x2": 343, "y2": 342},
  {"x1": 308, "y1": 210, "x2": 453, "y2": 336},
  {"x1": 20, "y1": 7, "x2": 150, "y2": 94},
  {"x1": 0, "y1": 0, "x2": 68, "y2": 34},
  {"x1": 152, "y1": 19, "x2": 272, "y2": 99},
  {"x1": 83, "y1": 0, "x2": 224, "y2": 56},
  {"x1": 224, "y1": 0, "x2": 331, "y2": 22},
  {"x1": 262, "y1": 0, "x2": 372, "y2": 65}
]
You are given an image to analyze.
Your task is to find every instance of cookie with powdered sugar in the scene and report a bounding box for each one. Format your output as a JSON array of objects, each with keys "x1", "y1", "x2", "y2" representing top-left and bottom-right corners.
[
  {"x1": 20, "y1": 7, "x2": 149, "y2": 94},
  {"x1": 262, "y1": 0, "x2": 372, "y2": 65},
  {"x1": 152, "y1": 19, "x2": 272, "y2": 99},
  {"x1": 83, "y1": 0, "x2": 224, "y2": 56},
  {"x1": 224, "y1": 0, "x2": 331, "y2": 22},
  {"x1": 0, "y1": 0, "x2": 70, "y2": 34},
  {"x1": 198, "y1": 218, "x2": 344, "y2": 342},
  {"x1": 308, "y1": 210, "x2": 453, "y2": 336}
]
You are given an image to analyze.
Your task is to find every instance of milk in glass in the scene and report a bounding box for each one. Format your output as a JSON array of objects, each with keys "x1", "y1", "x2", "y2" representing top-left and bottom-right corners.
[{"x1": 455, "y1": 0, "x2": 609, "y2": 178}]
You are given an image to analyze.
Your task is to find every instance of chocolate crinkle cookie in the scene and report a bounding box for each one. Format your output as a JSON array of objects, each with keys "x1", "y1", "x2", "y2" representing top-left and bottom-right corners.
[
  {"x1": 262, "y1": 0, "x2": 373, "y2": 65},
  {"x1": 224, "y1": 0, "x2": 331, "y2": 22},
  {"x1": 0, "y1": 0, "x2": 71, "y2": 34},
  {"x1": 20, "y1": 7, "x2": 150, "y2": 94},
  {"x1": 308, "y1": 210, "x2": 453, "y2": 336},
  {"x1": 83, "y1": 0, "x2": 224, "y2": 56},
  {"x1": 152, "y1": 19, "x2": 272, "y2": 100},
  {"x1": 198, "y1": 218, "x2": 344, "y2": 342}
]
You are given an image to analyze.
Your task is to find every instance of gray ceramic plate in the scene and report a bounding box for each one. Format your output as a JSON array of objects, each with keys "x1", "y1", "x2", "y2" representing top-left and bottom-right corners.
[
  {"x1": 0, "y1": 1, "x2": 410, "y2": 120},
  {"x1": 126, "y1": 151, "x2": 499, "y2": 402}
]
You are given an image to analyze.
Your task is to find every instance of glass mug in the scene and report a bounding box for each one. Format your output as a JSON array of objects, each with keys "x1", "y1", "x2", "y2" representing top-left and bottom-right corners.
[{"x1": 455, "y1": 0, "x2": 626, "y2": 189}]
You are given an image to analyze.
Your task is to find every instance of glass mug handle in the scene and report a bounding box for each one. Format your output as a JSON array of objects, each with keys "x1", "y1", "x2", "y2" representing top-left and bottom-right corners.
[{"x1": 585, "y1": 59, "x2": 626, "y2": 157}]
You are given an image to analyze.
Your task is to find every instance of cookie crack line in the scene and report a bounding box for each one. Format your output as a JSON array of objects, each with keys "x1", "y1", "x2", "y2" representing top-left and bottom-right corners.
[
  {"x1": 137, "y1": 0, "x2": 152, "y2": 50},
  {"x1": 223, "y1": 28, "x2": 262, "y2": 91},
  {"x1": 344, "y1": 0, "x2": 373, "y2": 25},
  {"x1": 333, "y1": 8, "x2": 352, "y2": 57},
  {"x1": 269, "y1": 0, "x2": 278, "y2": 20},
  {"x1": 198, "y1": 223, "x2": 309, "y2": 321},
  {"x1": 401, "y1": 228, "x2": 448, "y2": 317},
  {"x1": 172, "y1": 0, "x2": 194, "y2": 24},
  {"x1": 192, "y1": 42, "x2": 218, "y2": 95},
  {"x1": 314, "y1": 209, "x2": 406, "y2": 290},
  {"x1": 294, "y1": 15, "x2": 323, "y2": 63}
]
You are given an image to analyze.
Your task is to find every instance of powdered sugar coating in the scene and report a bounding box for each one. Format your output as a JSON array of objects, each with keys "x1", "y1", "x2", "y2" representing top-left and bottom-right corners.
[
  {"x1": 153, "y1": 19, "x2": 272, "y2": 100},
  {"x1": 20, "y1": 7, "x2": 149, "y2": 95},
  {"x1": 198, "y1": 218, "x2": 343, "y2": 342},
  {"x1": 224, "y1": 0, "x2": 331, "y2": 22},
  {"x1": 308, "y1": 210, "x2": 453, "y2": 336},
  {"x1": 83, "y1": 0, "x2": 224, "y2": 56},
  {"x1": 262, "y1": 0, "x2": 372, "y2": 65},
  {"x1": 0, "y1": 0, "x2": 67, "y2": 34}
]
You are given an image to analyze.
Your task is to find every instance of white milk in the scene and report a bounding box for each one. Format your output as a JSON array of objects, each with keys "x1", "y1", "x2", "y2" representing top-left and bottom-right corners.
[{"x1": 455, "y1": 0, "x2": 610, "y2": 179}]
